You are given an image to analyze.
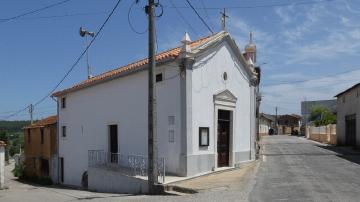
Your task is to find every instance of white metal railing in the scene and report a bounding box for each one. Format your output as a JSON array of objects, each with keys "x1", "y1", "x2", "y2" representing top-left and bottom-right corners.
[{"x1": 88, "y1": 150, "x2": 165, "y2": 183}]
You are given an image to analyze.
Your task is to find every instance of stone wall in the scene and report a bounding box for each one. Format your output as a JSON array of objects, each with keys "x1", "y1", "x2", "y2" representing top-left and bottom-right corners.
[{"x1": 306, "y1": 124, "x2": 336, "y2": 145}]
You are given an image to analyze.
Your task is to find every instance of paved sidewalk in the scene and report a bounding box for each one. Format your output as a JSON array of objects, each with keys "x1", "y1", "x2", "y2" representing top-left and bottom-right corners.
[
  {"x1": 1, "y1": 161, "x2": 128, "y2": 202},
  {"x1": 0, "y1": 159, "x2": 259, "y2": 202},
  {"x1": 168, "y1": 161, "x2": 258, "y2": 193}
]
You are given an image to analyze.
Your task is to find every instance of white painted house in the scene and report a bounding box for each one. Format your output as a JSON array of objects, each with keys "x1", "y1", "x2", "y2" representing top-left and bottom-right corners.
[{"x1": 52, "y1": 31, "x2": 260, "y2": 191}]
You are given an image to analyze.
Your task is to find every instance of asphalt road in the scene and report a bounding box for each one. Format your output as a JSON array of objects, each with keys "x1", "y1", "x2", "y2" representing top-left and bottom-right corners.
[
  {"x1": 2, "y1": 135, "x2": 360, "y2": 202},
  {"x1": 249, "y1": 135, "x2": 360, "y2": 202}
]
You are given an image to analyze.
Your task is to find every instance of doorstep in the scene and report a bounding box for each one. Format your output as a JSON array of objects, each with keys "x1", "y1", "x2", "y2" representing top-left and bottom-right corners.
[{"x1": 164, "y1": 160, "x2": 253, "y2": 185}]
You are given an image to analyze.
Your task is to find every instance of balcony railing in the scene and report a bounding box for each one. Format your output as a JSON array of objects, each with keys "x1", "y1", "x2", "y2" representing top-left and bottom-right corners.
[{"x1": 88, "y1": 150, "x2": 165, "y2": 183}]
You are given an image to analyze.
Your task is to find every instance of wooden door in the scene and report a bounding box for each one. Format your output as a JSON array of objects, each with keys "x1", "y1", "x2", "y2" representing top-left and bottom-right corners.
[
  {"x1": 346, "y1": 115, "x2": 356, "y2": 146},
  {"x1": 60, "y1": 157, "x2": 64, "y2": 183},
  {"x1": 109, "y1": 125, "x2": 118, "y2": 163},
  {"x1": 217, "y1": 110, "x2": 230, "y2": 167}
]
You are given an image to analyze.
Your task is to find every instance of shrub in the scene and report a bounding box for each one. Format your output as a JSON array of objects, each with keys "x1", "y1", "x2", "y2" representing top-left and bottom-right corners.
[{"x1": 12, "y1": 162, "x2": 25, "y2": 179}]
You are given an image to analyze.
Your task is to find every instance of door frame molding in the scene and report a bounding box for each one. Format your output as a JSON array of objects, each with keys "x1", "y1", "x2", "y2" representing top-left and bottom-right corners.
[{"x1": 213, "y1": 89, "x2": 237, "y2": 169}]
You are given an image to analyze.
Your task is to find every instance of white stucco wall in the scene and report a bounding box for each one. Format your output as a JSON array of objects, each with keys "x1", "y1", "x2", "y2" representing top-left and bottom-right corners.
[
  {"x1": 88, "y1": 167, "x2": 148, "y2": 194},
  {"x1": 259, "y1": 123, "x2": 270, "y2": 134},
  {"x1": 190, "y1": 41, "x2": 253, "y2": 167},
  {"x1": 58, "y1": 37, "x2": 257, "y2": 186},
  {"x1": 0, "y1": 146, "x2": 4, "y2": 189},
  {"x1": 58, "y1": 63, "x2": 182, "y2": 187},
  {"x1": 336, "y1": 86, "x2": 360, "y2": 146}
]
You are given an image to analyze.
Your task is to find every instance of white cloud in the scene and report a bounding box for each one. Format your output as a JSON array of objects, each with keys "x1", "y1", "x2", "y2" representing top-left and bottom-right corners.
[
  {"x1": 340, "y1": 16, "x2": 351, "y2": 27},
  {"x1": 285, "y1": 29, "x2": 360, "y2": 64},
  {"x1": 279, "y1": 3, "x2": 329, "y2": 44},
  {"x1": 267, "y1": 72, "x2": 308, "y2": 81},
  {"x1": 261, "y1": 69, "x2": 360, "y2": 114},
  {"x1": 229, "y1": 16, "x2": 275, "y2": 53},
  {"x1": 274, "y1": 6, "x2": 293, "y2": 24}
]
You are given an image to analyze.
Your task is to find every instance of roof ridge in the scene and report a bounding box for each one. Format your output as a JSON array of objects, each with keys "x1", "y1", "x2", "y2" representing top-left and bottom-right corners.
[
  {"x1": 52, "y1": 32, "x2": 221, "y2": 97},
  {"x1": 86, "y1": 34, "x2": 214, "y2": 81}
]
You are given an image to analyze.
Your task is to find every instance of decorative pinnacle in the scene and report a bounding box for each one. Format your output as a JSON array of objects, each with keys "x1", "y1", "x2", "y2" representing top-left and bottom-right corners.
[{"x1": 181, "y1": 32, "x2": 191, "y2": 44}]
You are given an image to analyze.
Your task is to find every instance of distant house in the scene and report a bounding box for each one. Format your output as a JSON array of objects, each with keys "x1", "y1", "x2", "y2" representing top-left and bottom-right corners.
[
  {"x1": 277, "y1": 114, "x2": 302, "y2": 135},
  {"x1": 259, "y1": 113, "x2": 275, "y2": 136},
  {"x1": 24, "y1": 115, "x2": 57, "y2": 181},
  {"x1": 52, "y1": 31, "x2": 261, "y2": 192},
  {"x1": 301, "y1": 99, "x2": 337, "y2": 125},
  {"x1": 335, "y1": 83, "x2": 360, "y2": 147}
]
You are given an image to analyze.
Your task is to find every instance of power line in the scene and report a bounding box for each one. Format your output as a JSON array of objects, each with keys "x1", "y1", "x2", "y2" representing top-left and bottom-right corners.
[
  {"x1": 0, "y1": 105, "x2": 56, "y2": 116},
  {"x1": 167, "y1": 0, "x2": 335, "y2": 10},
  {"x1": 200, "y1": 0, "x2": 215, "y2": 29},
  {"x1": 3, "y1": 0, "x2": 123, "y2": 120},
  {"x1": 8, "y1": 11, "x2": 108, "y2": 21},
  {"x1": 185, "y1": 0, "x2": 214, "y2": 34},
  {"x1": 34, "y1": 0, "x2": 123, "y2": 107},
  {"x1": 0, "y1": 0, "x2": 73, "y2": 24},
  {"x1": 128, "y1": 0, "x2": 147, "y2": 35},
  {"x1": 169, "y1": 0, "x2": 200, "y2": 37},
  {"x1": 1, "y1": 106, "x2": 30, "y2": 120},
  {"x1": 262, "y1": 68, "x2": 360, "y2": 86}
]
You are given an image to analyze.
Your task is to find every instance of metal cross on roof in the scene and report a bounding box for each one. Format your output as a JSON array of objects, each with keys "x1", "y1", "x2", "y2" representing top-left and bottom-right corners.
[{"x1": 220, "y1": 8, "x2": 229, "y2": 31}]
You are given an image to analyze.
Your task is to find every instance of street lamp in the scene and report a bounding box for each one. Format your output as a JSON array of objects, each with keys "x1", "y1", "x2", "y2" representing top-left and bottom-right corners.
[{"x1": 79, "y1": 27, "x2": 95, "y2": 79}]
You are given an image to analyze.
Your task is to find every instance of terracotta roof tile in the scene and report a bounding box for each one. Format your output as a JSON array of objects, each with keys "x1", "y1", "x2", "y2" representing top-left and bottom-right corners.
[
  {"x1": 24, "y1": 115, "x2": 57, "y2": 129},
  {"x1": 52, "y1": 34, "x2": 213, "y2": 97}
]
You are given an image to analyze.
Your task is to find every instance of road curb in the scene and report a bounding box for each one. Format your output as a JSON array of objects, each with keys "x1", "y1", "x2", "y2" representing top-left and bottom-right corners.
[{"x1": 161, "y1": 160, "x2": 259, "y2": 195}]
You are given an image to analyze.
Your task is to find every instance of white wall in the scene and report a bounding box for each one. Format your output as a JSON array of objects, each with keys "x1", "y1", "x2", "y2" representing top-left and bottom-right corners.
[
  {"x1": 58, "y1": 63, "x2": 182, "y2": 187},
  {"x1": 336, "y1": 87, "x2": 360, "y2": 146},
  {"x1": 0, "y1": 146, "x2": 4, "y2": 189},
  {"x1": 259, "y1": 124, "x2": 270, "y2": 134},
  {"x1": 190, "y1": 41, "x2": 252, "y2": 159},
  {"x1": 88, "y1": 167, "x2": 148, "y2": 194}
]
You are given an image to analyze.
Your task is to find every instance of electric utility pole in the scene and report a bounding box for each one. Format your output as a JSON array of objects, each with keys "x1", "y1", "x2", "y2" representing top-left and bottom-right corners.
[
  {"x1": 275, "y1": 107, "x2": 278, "y2": 135},
  {"x1": 29, "y1": 104, "x2": 34, "y2": 124},
  {"x1": 146, "y1": 0, "x2": 158, "y2": 194}
]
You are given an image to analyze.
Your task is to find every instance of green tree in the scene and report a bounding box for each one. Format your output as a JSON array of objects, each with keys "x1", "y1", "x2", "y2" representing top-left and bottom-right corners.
[{"x1": 309, "y1": 106, "x2": 336, "y2": 126}]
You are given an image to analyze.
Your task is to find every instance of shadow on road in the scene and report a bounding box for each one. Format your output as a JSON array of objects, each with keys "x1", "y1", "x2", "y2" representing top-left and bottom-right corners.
[{"x1": 316, "y1": 145, "x2": 360, "y2": 165}]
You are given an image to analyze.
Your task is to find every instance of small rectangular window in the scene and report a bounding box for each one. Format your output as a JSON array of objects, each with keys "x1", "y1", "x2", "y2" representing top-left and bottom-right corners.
[
  {"x1": 169, "y1": 130, "x2": 175, "y2": 143},
  {"x1": 342, "y1": 96, "x2": 346, "y2": 103},
  {"x1": 61, "y1": 97, "x2": 66, "y2": 108},
  {"x1": 199, "y1": 127, "x2": 209, "y2": 146},
  {"x1": 168, "y1": 116, "x2": 175, "y2": 126},
  {"x1": 40, "y1": 128, "x2": 44, "y2": 144},
  {"x1": 62, "y1": 126, "x2": 67, "y2": 137},
  {"x1": 156, "y1": 73, "x2": 163, "y2": 82},
  {"x1": 28, "y1": 129, "x2": 31, "y2": 143}
]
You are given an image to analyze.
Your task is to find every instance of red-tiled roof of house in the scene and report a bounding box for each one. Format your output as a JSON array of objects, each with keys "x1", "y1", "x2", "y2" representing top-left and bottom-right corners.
[
  {"x1": 52, "y1": 34, "x2": 214, "y2": 97},
  {"x1": 24, "y1": 115, "x2": 57, "y2": 129}
]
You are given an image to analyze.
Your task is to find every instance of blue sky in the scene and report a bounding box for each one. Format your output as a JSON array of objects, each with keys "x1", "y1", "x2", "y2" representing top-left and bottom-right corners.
[{"x1": 1, "y1": 0, "x2": 360, "y2": 120}]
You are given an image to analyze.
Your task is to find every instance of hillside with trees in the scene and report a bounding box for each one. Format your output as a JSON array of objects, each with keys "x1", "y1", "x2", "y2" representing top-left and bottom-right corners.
[{"x1": 0, "y1": 120, "x2": 31, "y2": 161}]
